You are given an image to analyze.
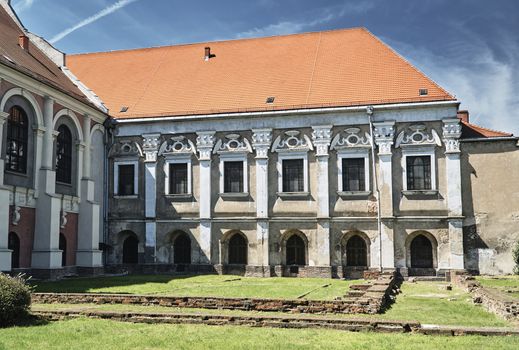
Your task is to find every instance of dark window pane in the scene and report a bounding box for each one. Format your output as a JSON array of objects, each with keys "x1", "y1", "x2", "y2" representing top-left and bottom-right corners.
[
  {"x1": 406, "y1": 156, "x2": 431, "y2": 190},
  {"x1": 118, "y1": 164, "x2": 135, "y2": 195},
  {"x1": 224, "y1": 161, "x2": 243, "y2": 193},
  {"x1": 286, "y1": 235, "x2": 305, "y2": 265},
  {"x1": 342, "y1": 158, "x2": 365, "y2": 191},
  {"x1": 282, "y1": 159, "x2": 304, "y2": 192},
  {"x1": 56, "y1": 125, "x2": 73, "y2": 184},
  {"x1": 228, "y1": 233, "x2": 247, "y2": 264},
  {"x1": 6, "y1": 106, "x2": 28, "y2": 174},
  {"x1": 346, "y1": 235, "x2": 367, "y2": 267},
  {"x1": 169, "y1": 163, "x2": 188, "y2": 194}
]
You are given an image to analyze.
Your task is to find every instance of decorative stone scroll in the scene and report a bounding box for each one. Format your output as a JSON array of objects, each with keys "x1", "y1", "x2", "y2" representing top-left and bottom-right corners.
[
  {"x1": 213, "y1": 134, "x2": 252, "y2": 154},
  {"x1": 395, "y1": 124, "x2": 441, "y2": 148},
  {"x1": 108, "y1": 140, "x2": 143, "y2": 158},
  {"x1": 252, "y1": 129, "x2": 272, "y2": 159},
  {"x1": 158, "y1": 136, "x2": 196, "y2": 157},
  {"x1": 442, "y1": 119, "x2": 462, "y2": 153},
  {"x1": 331, "y1": 127, "x2": 371, "y2": 150},
  {"x1": 271, "y1": 130, "x2": 313, "y2": 153}
]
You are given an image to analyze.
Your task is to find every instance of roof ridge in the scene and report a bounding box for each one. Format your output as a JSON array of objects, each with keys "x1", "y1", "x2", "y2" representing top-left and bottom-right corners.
[
  {"x1": 68, "y1": 27, "x2": 367, "y2": 57},
  {"x1": 363, "y1": 28, "x2": 456, "y2": 101}
]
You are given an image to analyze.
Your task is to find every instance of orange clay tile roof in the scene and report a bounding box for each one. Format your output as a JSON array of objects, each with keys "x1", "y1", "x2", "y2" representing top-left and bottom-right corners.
[
  {"x1": 461, "y1": 120, "x2": 513, "y2": 138},
  {"x1": 67, "y1": 27, "x2": 456, "y2": 120},
  {"x1": 0, "y1": 6, "x2": 95, "y2": 107}
]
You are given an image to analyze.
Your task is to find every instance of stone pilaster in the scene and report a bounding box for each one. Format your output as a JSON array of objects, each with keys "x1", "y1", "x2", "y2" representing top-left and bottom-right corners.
[
  {"x1": 252, "y1": 129, "x2": 272, "y2": 268},
  {"x1": 196, "y1": 131, "x2": 215, "y2": 264},
  {"x1": 312, "y1": 125, "x2": 332, "y2": 267},
  {"x1": 0, "y1": 111, "x2": 11, "y2": 271},
  {"x1": 373, "y1": 121, "x2": 395, "y2": 269},
  {"x1": 443, "y1": 118, "x2": 464, "y2": 269},
  {"x1": 77, "y1": 115, "x2": 102, "y2": 268},
  {"x1": 142, "y1": 133, "x2": 160, "y2": 263},
  {"x1": 32, "y1": 96, "x2": 62, "y2": 269}
]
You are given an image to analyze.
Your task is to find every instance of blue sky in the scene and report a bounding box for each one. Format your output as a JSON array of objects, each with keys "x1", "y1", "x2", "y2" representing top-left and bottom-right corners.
[{"x1": 11, "y1": 0, "x2": 519, "y2": 135}]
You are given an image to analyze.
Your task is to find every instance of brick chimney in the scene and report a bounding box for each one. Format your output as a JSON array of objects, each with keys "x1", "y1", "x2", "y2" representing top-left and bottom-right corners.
[
  {"x1": 18, "y1": 34, "x2": 29, "y2": 52},
  {"x1": 457, "y1": 110, "x2": 469, "y2": 123}
]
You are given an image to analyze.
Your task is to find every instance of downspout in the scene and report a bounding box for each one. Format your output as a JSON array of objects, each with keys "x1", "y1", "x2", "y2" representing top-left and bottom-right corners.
[
  {"x1": 102, "y1": 118, "x2": 115, "y2": 266},
  {"x1": 366, "y1": 106, "x2": 383, "y2": 272}
]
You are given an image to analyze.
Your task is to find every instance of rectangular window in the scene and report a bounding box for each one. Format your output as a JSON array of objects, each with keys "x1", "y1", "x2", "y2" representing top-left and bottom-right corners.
[
  {"x1": 118, "y1": 164, "x2": 135, "y2": 195},
  {"x1": 406, "y1": 155, "x2": 431, "y2": 190},
  {"x1": 342, "y1": 158, "x2": 365, "y2": 192},
  {"x1": 224, "y1": 161, "x2": 244, "y2": 193},
  {"x1": 169, "y1": 163, "x2": 188, "y2": 194},
  {"x1": 282, "y1": 159, "x2": 304, "y2": 192}
]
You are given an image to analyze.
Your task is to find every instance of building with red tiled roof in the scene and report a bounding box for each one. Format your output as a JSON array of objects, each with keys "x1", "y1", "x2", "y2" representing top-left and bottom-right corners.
[
  {"x1": 0, "y1": 1, "x2": 107, "y2": 277},
  {"x1": 1, "y1": 1, "x2": 518, "y2": 279}
]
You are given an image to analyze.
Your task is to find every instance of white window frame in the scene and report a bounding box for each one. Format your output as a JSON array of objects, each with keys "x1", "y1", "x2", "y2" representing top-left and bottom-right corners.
[
  {"x1": 277, "y1": 152, "x2": 308, "y2": 193},
  {"x1": 337, "y1": 149, "x2": 370, "y2": 193},
  {"x1": 114, "y1": 160, "x2": 139, "y2": 196},
  {"x1": 219, "y1": 153, "x2": 248, "y2": 194},
  {"x1": 401, "y1": 146, "x2": 437, "y2": 192},
  {"x1": 164, "y1": 156, "x2": 192, "y2": 195}
]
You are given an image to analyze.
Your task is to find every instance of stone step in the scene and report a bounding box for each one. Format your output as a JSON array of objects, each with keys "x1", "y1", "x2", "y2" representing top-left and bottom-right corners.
[
  {"x1": 346, "y1": 290, "x2": 365, "y2": 297},
  {"x1": 349, "y1": 284, "x2": 371, "y2": 291}
]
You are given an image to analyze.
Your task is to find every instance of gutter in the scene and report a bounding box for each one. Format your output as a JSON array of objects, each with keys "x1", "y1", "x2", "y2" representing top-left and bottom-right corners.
[
  {"x1": 460, "y1": 136, "x2": 518, "y2": 142},
  {"x1": 114, "y1": 100, "x2": 460, "y2": 124}
]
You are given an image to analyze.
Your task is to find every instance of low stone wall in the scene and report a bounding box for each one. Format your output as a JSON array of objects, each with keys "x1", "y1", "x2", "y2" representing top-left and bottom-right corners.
[
  {"x1": 451, "y1": 272, "x2": 519, "y2": 320},
  {"x1": 33, "y1": 272, "x2": 399, "y2": 315},
  {"x1": 31, "y1": 308, "x2": 519, "y2": 337}
]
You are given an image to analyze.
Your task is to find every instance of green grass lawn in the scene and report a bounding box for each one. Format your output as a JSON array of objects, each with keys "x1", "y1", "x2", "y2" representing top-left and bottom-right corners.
[
  {"x1": 32, "y1": 281, "x2": 511, "y2": 327},
  {"x1": 1, "y1": 317, "x2": 518, "y2": 350},
  {"x1": 476, "y1": 275, "x2": 519, "y2": 299},
  {"x1": 33, "y1": 274, "x2": 363, "y2": 300}
]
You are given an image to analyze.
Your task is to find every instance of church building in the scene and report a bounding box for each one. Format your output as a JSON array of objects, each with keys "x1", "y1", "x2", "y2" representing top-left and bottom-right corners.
[{"x1": 1, "y1": 0, "x2": 518, "y2": 279}]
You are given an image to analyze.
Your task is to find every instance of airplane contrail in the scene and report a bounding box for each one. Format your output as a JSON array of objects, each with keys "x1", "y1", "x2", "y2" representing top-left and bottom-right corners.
[{"x1": 49, "y1": 0, "x2": 139, "y2": 44}]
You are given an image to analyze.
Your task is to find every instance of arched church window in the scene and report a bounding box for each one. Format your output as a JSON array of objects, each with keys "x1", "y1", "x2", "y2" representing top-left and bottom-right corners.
[
  {"x1": 6, "y1": 106, "x2": 28, "y2": 173},
  {"x1": 56, "y1": 125, "x2": 73, "y2": 184}
]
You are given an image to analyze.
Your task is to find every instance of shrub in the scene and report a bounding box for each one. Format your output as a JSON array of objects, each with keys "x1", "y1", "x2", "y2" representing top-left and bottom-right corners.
[
  {"x1": 0, "y1": 273, "x2": 32, "y2": 327},
  {"x1": 513, "y1": 241, "x2": 519, "y2": 275}
]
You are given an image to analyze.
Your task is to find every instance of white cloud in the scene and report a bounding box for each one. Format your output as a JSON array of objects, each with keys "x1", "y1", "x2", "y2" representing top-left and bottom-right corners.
[
  {"x1": 13, "y1": 0, "x2": 35, "y2": 12},
  {"x1": 386, "y1": 31, "x2": 519, "y2": 136},
  {"x1": 236, "y1": 1, "x2": 374, "y2": 39},
  {"x1": 49, "y1": 0, "x2": 140, "y2": 44}
]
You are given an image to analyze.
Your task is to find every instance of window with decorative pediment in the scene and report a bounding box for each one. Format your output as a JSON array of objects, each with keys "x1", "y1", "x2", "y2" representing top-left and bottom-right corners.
[
  {"x1": 214, "y1": 134, "x2": 251, "y2": 195},
  {"x1": 406, "y1": 155, "x2": 431, "y2": 190},
  {"x1": 282, "y1": 158, "x2": 304, "y2": 192},
  {"x1": 169, "y1": 163, "x2": 188, "y2": 194},
  {"x1": 6, "y1": 106, "x2": 28, "y2": 174},
  {"x1": 115, "y1": 161, "x2": 138, "y2": 196},
  {"x1": 224, "y1": 160, "x2": 244, "y2": 193}
]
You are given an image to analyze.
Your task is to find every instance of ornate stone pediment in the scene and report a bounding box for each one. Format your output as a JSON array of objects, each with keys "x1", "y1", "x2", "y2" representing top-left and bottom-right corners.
[
  {"x1": 331, "y1": 128, "x2": 371, "y2": 150},
  {"x1": 213, "y1": 134, "x2": 252, "y2": 154},
  {"x1": 271, "y1": 130, "x2": 313, "y2": 153},
  {"x1": 158, "y1": 136, "x2": 196, "y2": 157},
  {"x1": 395, "y1": 124, "x2": 441, "y2": 148},
  {"x1": 108, "y1": 140, "x2": 143, "y2": 158}
]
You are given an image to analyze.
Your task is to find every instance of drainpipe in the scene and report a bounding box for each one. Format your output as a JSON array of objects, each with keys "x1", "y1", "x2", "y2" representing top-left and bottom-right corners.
[
  {"x1": 367, "y1": 106, "x2": 383, "y2": 272},
  {"x1": 103, "y1": 118, "x2": 116, "y2": 266}
]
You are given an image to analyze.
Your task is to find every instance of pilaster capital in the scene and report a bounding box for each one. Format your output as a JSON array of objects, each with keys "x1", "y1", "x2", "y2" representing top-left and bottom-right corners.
[
  {"x1": 52, "y1": 129, "x2": 60, "y2": 141},
  {"x1": 0, "y1": 111, "x2": 8, "y2": 125},
  {"x1": 252, "y1": 128, "x2": 272, "y2": 159},
  {"x1": 142, "y1": 133, "x2": 161, "y2": 162},
  {"x1": 33, "y1": 125, "x2": 46, "y2": 136},
  {"x1": 373, "y1": 121, "x2": 395, "y2": 155},
  {"x1": 442, "y1": 118, "x2": 462, "y2": 154},
  {"x1": 312, "y1": 125, "x2": 333, "y2": 156},
  {"x1": 196, "y1": 131, "x2": 216, "y2": 161},
  {"x1": 76, "y1": 141, "x2": 86, "y2": 151}
]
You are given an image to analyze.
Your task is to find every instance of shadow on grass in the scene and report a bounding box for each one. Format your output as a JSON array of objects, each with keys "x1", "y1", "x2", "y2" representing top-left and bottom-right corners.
[
  {"x1": 1, "y1": 313, "x2": 49, "y2": 329},
  {"x1": 31, "y1": 274, "x2": 204, "y2": 294},
  {"x1": 378, "y1": 277, "x2": 404, "y2": 314}
]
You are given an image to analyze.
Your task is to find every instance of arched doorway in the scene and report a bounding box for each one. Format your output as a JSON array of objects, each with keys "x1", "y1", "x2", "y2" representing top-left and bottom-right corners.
[
  {"x1": 8, "y1": 232, "x2": 20, "y2": 269},
  {"x1": 173, "y1": 233, "x2": 191, "y2": 264},
  {"x1": 286, "y1": 234, "x2": 306, "y2": 266},
  {"x1": 122, "y1": 235, "x2": 139, "y2": 264},
  {"x1": 410, "y1": 234, "x2": 433, "y2": 268},
  {"x1": 346, "y1": 235, "x2": 368, "y2": 267},
  {"x1": 59, "y1": 233, "x2": 67, "y2": 267},
  {"x1": 228, "y1": 233, "x2": 247, "y2": 265}
]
